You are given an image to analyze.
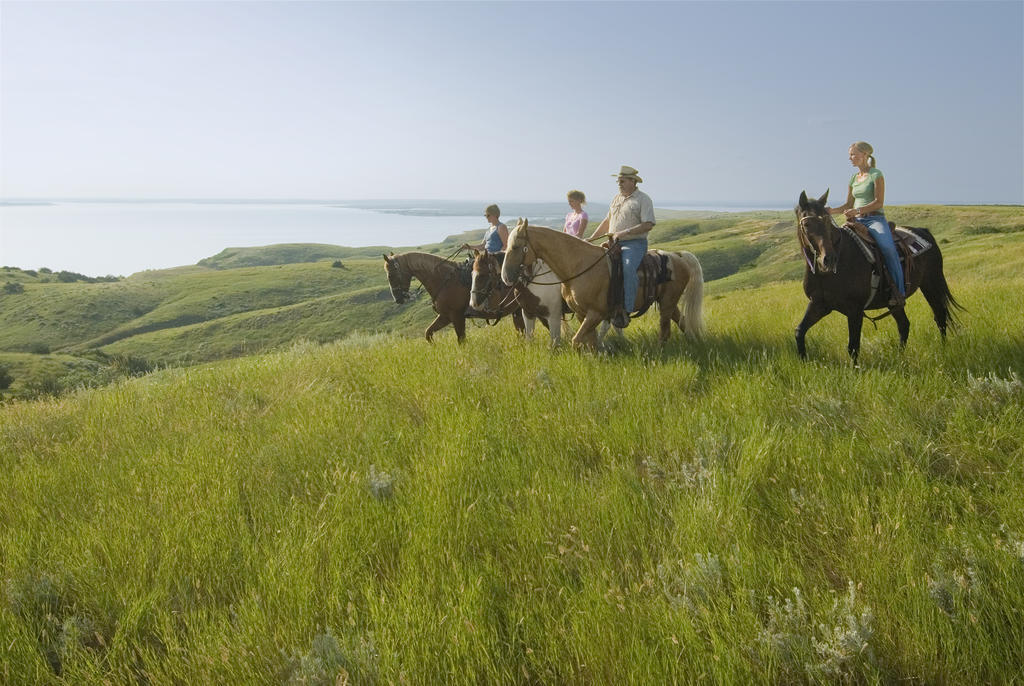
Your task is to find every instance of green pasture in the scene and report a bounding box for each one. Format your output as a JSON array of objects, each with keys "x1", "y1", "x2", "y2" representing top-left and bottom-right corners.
[
  {"x1": 3, "y1": 204, "x2": 1018, "y2": 399},
  {"x1": 2, "y1": 224, "x2": 1023, "y2": 682}
]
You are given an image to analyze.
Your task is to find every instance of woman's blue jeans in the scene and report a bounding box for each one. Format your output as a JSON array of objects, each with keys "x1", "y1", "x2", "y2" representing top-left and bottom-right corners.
[
  {"x1": 620, "y1": 237, "x2": 648, "y2": 313},
  {"x1": 861, "y1": 213, "x2": 905, "y2": 296}
]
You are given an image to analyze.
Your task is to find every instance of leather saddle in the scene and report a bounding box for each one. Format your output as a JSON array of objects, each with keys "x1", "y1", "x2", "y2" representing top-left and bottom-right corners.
[
  {"x1": 845, "y1": 220, "x2": 932, "y2": 302},
  {"x1": 607, "y1": 242, "x2": 671, "y2": 319}
]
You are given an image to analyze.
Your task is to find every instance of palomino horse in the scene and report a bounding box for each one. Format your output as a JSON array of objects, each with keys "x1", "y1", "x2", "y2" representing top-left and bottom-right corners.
[
  {"x1": 470, "y1": 250, "x2": 567, "y2": 347},
  {"x1": 795, "y1": 190, "x2": 961, "y2": 362},
  {"x1": 383, "y1": 251, "x2": 523, "y2": 343},
  {"x1": 501, "y1": 219, "x2": 704, "y2": 350}
]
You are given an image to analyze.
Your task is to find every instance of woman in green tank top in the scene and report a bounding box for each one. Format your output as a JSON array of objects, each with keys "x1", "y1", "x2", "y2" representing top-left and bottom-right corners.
[{"x1": 827, "y1": 141, "x2": 906, "y2": 304}]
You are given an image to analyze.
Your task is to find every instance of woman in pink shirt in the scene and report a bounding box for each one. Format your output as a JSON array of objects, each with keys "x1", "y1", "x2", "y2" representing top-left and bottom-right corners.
[{"x1": 563, "y1": 189, "x2": 588, "y2": 238}]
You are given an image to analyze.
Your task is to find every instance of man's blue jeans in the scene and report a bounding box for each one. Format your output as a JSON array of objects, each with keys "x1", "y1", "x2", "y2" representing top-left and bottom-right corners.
[
  {"x1": 620, "y1": 237, "x2": 648, "y2": 313},
  {"x1": 861, "y1": 213, "x2": 905, "y2": 296}
]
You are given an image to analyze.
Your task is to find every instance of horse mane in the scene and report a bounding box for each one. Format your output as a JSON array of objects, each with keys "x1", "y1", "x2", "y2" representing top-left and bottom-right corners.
[
  {"x1": 515, "y1": 223, "x2": 605, "y2": 255},
  {"x1": 397, "y1": 251, "x2": 460, "y2": 274}
]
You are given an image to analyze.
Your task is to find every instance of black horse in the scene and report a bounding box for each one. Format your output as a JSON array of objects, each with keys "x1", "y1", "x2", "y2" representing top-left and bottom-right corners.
[{"x1": 794, "y1": 190, "x2": 961, "y2": 362}]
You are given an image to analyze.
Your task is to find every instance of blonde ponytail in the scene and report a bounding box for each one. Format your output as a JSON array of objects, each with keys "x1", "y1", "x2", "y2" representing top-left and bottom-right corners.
[{"x1": 852, "y1": 141, "x2": 876, "y2": 168}]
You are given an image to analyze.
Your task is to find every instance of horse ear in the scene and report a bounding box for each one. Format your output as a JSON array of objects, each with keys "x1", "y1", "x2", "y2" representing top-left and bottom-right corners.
[
  {"x1": 798, "y1": 190, "x2": 809, "y2": 208},
  {"x1": 382, "y1": 253, "x2": 390, "y2": 262},
  {"x1": 818, "y1": 189, "x2": 830, "y2": 206}
]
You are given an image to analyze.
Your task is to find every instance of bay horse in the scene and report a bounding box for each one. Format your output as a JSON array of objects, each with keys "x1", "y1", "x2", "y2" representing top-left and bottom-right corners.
[
  {"x1": 501, "y1": 219, "x2": 704, "y2": 350},
  {"x1": 383, "y1": 251, "x2": 523, "y2": 343},
  {"x1": 470, "y1": 250, "x2": 567, "y2": 347},
  {"x1": 795, "y1": 190, "x2": 961, "y2": 362}
]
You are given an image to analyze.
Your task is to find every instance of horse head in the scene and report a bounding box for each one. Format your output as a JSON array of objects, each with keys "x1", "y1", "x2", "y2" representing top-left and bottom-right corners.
[
  {"x1": 383, "y1": 252, "x2": 411, "y2": 303},
  {"x1": 469, "y1": 249, "x2": 498, "y2": 311},
  {"x1": 796, "y1": 190, "x2": 839, "y2": 274},
  {"x1": 502, "y1": 218, "x2": 537, "y2": 286}
]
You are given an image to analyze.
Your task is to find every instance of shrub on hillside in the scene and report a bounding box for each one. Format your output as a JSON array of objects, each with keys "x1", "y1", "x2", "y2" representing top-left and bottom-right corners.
[
  {"x1": 0, "y1": 364, "x2": 12, "y2": 390},
  {"x1": 109, "y1": 353, "x2": 154, "y2": 377},
  {"x1": 3, "y1": 281, "x2": 25, "y2": 294}
]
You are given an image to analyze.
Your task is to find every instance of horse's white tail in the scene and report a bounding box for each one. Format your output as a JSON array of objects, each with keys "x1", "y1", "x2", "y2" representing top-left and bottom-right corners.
[{"x1": 677, "y1": 251, "x2": 705, "y2": 339}]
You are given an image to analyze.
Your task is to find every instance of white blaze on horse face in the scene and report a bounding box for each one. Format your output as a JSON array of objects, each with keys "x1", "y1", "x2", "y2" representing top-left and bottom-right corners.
[
  {"x1": 470, "y1": 270, "x2": 485, "y2": 310},
  {"x1": 501, "y1": 229, "x2": 524, "y2": 285}
]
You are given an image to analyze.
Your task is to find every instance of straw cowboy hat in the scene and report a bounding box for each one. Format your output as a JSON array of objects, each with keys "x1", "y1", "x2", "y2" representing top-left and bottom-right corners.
[{"x1": 612, "y1": 165, "x2": 643, "y2": 183}]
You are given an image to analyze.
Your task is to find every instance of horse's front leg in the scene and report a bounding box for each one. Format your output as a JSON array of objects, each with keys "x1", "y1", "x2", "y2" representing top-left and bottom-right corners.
[
  {"x1": 795, "y1": 300, "x2": 829, "y2": 359},
  {"x1": 547, "y1": 312, "x2": 562, "y2": 348},
  {"x1": 573, "y1": 310, "x2": 604, "y2": 351},
  {"x1": 523, "y1": 313, "x2": 536, "y2": 341},
  {"x1": 425, "y1": 314, "x2": 450, "y2": 343},
  {"x1": 452, "y1": 314, "x2": 467, "y2": 344},
  {"x1": 512, "y1": 309, "x2": 526, "y2": 335},
  {"x1": 846, "y1": 313, "x2": 863, "y2": 363}
]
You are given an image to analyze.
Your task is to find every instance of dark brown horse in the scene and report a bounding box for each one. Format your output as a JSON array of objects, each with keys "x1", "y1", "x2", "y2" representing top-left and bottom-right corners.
[
  {"x1": 794, "y1": 190, "x2": 961, "y2": 362},
  {"x1": 383, "y1": 251, "x2": 522, "y2": 343}
]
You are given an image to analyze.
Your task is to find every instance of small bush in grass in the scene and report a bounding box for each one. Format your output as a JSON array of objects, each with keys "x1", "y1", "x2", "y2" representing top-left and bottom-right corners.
[
  {"x1": 999, "y1": 525, "x2": 1024, "y2": 567},
  {"x1": 368, "y1": 464, "x2": 394, "y2": 500},
  {"x1": 282, "y1": 628, "x2": 378, "y2": 686},
  {"x1": 657, "y1": 552, "x2": 725, "y2": 613},
  {"x1": 966, "y1": 370, "x2": 1021, "y2": 413},
  {"x1": 756, "y1": 581, "x2": 875, "y2": 681},
  {"x1": 810, "y1": 582, "x2": 875, "y2": 680}
]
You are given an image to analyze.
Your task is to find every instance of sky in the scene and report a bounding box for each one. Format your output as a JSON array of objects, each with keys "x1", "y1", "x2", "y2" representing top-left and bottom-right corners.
[{"x1": 1, "y1": 0, "x2": 1022, "y2": 206}]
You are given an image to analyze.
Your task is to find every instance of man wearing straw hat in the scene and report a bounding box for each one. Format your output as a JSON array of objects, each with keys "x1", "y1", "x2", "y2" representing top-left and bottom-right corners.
[{"x1": 588, "y1": 165, "x2": 655, "y2": 328}]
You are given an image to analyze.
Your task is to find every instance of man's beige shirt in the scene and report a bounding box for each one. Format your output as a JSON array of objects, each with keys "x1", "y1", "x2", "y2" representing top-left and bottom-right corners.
[{"x1": 607, "y1": 189, "x2": 656, "y2": 237}]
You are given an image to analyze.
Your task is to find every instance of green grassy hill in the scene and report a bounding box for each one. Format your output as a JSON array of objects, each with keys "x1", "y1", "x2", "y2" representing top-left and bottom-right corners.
[
  {"x1": 1, "y1": 205, "x2": 1020, "y2": 400},
  {"x1": 1, "y1": 243, "x2": 1021, "y2": 682}
]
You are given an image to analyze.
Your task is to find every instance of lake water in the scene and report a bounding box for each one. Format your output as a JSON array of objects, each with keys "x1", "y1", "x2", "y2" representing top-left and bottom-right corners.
[{"x1": 0, "y1": 199, "x2": 787, "y2": 277}]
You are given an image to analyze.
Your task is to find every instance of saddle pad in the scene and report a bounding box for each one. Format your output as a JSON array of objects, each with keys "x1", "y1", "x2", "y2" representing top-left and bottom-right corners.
[{"x1": 895, "y1": 227, "x2": 933, "y2": 256}]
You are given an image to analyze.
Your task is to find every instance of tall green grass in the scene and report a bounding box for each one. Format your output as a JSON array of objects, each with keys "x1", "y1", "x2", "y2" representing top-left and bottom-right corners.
[{"x1": 2, "y1": 266, "x2": 1022, "y2": 683}]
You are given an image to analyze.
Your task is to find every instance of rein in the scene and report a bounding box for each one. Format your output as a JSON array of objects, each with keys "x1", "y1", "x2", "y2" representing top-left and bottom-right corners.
[{"x1": 512, "y1": 227, "x2": 609, "y2": 286}]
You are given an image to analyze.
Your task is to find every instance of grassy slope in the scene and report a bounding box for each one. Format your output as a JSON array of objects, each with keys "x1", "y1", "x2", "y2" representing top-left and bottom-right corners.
[
  {"x1": 1, "y1": 206, "x2": 1022, "y2": 683},
  {"x1": 1, "y1": 277, "x2": 1021, "y2": 683}
]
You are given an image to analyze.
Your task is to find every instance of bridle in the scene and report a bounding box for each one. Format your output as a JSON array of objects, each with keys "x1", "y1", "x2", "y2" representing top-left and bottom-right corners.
[
  {"x1": 471, "y1": 253, "x2": 520, "y2": 313},
  {"x1": 385, "y1": 257, "x2": 412, "y2": 301},
  {"x1": 797, "y1": 210, "x2": 840, "y2": 274}
]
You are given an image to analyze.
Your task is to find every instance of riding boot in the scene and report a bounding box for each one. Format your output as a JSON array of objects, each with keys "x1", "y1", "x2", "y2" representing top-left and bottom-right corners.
[{"x1": 885, "y1": 272, "x2": 905, "y2": 308}]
